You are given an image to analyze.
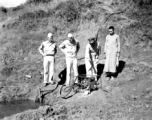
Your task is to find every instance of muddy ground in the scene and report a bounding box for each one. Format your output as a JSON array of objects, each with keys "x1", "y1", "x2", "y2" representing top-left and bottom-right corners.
[{"x1": 3, "y1": 58, "x2": 152, "y2": 120}]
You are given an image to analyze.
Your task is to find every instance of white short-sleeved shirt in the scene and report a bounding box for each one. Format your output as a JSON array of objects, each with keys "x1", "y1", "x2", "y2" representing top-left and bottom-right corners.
[
  {"x1": 59, "y1": 39, "x2": 79, "y2": 58},
  {"x1": 85, "y1": 42, "x2": 100, "y2": 59},
  {"x1": 39, "y1": 41, "x2": 56, "y2": 56}
]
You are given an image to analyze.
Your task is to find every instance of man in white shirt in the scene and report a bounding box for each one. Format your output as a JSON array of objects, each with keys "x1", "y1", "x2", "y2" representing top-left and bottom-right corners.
[
  {"x1": 39, "y1": 33, "x2": 57, "y2": 86},
  {"x1": 104, "y1": 26, "x2": 120, "y2": 80},
  {"x1": 85, "y1": 37, "x2": 100, "y2": 81},
  {"x1": 59, "y1": 33, "x2": 80, "y2": 86}
]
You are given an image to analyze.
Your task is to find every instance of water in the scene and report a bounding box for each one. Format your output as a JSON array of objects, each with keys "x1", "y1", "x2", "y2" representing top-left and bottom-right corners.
[{"x1": 0, "y1": 99, "x2": 41, "y2": 119}]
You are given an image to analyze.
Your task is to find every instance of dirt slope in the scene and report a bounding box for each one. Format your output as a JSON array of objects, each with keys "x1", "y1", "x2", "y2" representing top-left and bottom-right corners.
[{"x1": 1, "y1": 0, "x2": 152, "y2": 120}]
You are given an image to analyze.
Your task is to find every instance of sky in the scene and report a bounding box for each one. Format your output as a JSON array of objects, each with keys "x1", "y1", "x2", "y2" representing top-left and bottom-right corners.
[{"x1": 0, "y1": 0, "x2": 27, "y2": 8}]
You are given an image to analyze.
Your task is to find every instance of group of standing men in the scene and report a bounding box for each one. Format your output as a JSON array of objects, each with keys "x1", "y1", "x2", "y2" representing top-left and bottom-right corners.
[{"x1": 39, "y1": 26, "x2": 120, "y2": 87}]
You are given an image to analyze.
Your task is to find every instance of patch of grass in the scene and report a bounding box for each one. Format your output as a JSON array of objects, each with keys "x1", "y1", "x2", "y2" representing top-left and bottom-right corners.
[
  {"x1": 6, "y1": 0, "x2": 100, "y2": 31},
  {"x1": 6, "y1": 9, "x2": 53, "y2": 30}
]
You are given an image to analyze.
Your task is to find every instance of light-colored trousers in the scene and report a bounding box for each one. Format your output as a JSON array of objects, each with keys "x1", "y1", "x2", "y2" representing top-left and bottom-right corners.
[
  {"x1": 65, "y1": 57, "x2": 78, "y2": 85},
  {"x1": 104, "y1": 48, "x2": 118, "y2": 73},
  {"x1": 85, "y1": 57, "x2": 98, "y2": 79},
  {"x1": 43, "y1": 56, "x2": 55, "y2": 83}
]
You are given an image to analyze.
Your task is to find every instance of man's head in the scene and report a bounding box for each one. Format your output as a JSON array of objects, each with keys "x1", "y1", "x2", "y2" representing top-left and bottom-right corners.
[
  {"x1": 47, "y1": 33, "x2": 53, "y2": 42},
  {"x1": 68, "y1": 33, "x2": 74, "y2": 42},
  {"x1": 108, "y1": 26, "x2": 115, "y2": 35}
]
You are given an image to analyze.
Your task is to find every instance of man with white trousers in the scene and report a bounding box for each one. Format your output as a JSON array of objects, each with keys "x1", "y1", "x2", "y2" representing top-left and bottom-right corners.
[
  {"x1": 85, "y1": 37, "x2": 100, "y2": 81},
  {"x1": 59, "y1": 33, "x2": 80, "y2": 86},
  {"x1": 39, "y1": 33, "x2": 57, "y2": 86}
]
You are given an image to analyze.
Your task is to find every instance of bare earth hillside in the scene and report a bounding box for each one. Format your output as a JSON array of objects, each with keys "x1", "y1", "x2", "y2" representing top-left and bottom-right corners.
[{"x1": 1, "y1": 0, "x2": 152, "y2": 119}]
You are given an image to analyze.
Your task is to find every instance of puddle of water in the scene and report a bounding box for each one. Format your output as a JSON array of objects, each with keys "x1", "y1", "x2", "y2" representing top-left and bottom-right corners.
[{"x1": 0, "y1": 99, "x2": 41, "y2": 119}]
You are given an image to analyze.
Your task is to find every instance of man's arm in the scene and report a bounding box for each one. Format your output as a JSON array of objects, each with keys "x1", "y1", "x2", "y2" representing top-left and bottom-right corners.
[
  {"x1": 85, "y1": 44, "x2": 91, "y2": 61},
  {"x1": 117, "y1": 35, "x2": 120, "y2": 53},
  {"x1": 76, "y1": 41, "x2": 80, "y2": 53},
  {"x1": 104, "y1": 36, "x2": 108, "y2": 54},
  {"x1": 59, "y1": 41, "x2": 66, "y2": 54},
  {"x1": 97, "y1": 43, "x2": 101, "y2": 56},
  {"x1": 117, "y1": 35, "x2": 120, "y2": 58},
  {"x1": 54, "y1": 43, "x2": 57, "y2": 55},
  {"x1": 39, "y1": 43, "x2": 45, "y2": 56}
]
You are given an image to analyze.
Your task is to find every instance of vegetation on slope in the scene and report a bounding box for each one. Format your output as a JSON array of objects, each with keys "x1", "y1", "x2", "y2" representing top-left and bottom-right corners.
[
  {"x1": 0, "y1": 0, "x2": 152, "y2": 102},
  {"x1": 0, "y1": 0, "x2": 104, "y2": 101},
  {"x1": 1, "y1": 0, "x2": 152, "y2": 120}
]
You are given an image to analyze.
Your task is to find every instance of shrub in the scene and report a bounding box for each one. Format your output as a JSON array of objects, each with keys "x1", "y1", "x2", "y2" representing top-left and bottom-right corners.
[
  {"x1": 7, "y1": 9, "x2": 53, "y2": 30},
  {"x1": 0, "y1": 7, "x2": 7, "y2": 13},
  {"x1": 28, "y1": 0, "x2": 53, "y2": 4},
  {"x1": 55, "y1": 0, "x2": 81, "y2": 23},
  {"x1": 12, "y1": 5, "x2": 24, "y2": 11},
  {"x1": 18, "y1": 10, "x2": 52, "y2": 21},
  {"x1": 133, "y1": 0, "x2": 152, "y2": 6},
  {"x1": 54, "y1": 0, "x2": 96, "y2": 23},
  {"x1": 1, "y1": 67, "x2": 13, "y2": 77}
]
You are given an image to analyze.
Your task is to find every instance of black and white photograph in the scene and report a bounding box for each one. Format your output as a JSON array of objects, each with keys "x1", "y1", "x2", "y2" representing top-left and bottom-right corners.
[{"x1": 0, "y1": 0, "x2": 152, "y2": 119}]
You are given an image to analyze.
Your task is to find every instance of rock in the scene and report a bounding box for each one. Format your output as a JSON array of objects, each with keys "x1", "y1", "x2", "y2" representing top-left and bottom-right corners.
[
  {"x1": 133, "y1": 67, "x2": 139, "y2": 72},
  {"x1": 39, "y1": 106, "x2": 53, "y2": 116},
  {"x1": 102, "y1": 86, "x2": 111, "y2": 92},
  {"x1": 145, "y1": 104, "x2": 150, "y2": 108},
  {"x1": 131, "y1": 95, "x2": 138, "y2": 101},
  {"x1": 25, "y1": 75, "x2": 32, "y2": 78},
  {"x1": 39, "y1": 118, "x2": 44, "y2": 120},
  {"x1": 83, "y1": 90, "x2": 90, "y2": 96}
]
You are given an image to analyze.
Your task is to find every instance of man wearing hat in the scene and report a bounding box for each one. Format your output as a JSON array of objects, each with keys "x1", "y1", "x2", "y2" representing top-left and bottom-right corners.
[
  {"x1": 85, "y1": 37, "x2": 100, "y2": 81},
  {"x1": 39, "y1": 33, "x2": 57, "y2": 86},
  {"x1": 59, "y1": 33, "x2": 80, "y2": 86}
]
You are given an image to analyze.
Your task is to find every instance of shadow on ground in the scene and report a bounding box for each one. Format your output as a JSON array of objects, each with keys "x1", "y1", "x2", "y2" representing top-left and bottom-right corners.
[
  {"x1": 104, "y1": 60, "x2": 126, "y2": 78},
  {"x1": 116, "y1": 60, "x2": 126, "y2": 77},
  {"x1": 58, "y1": 63, "x2": 105, "y2": 85}
]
